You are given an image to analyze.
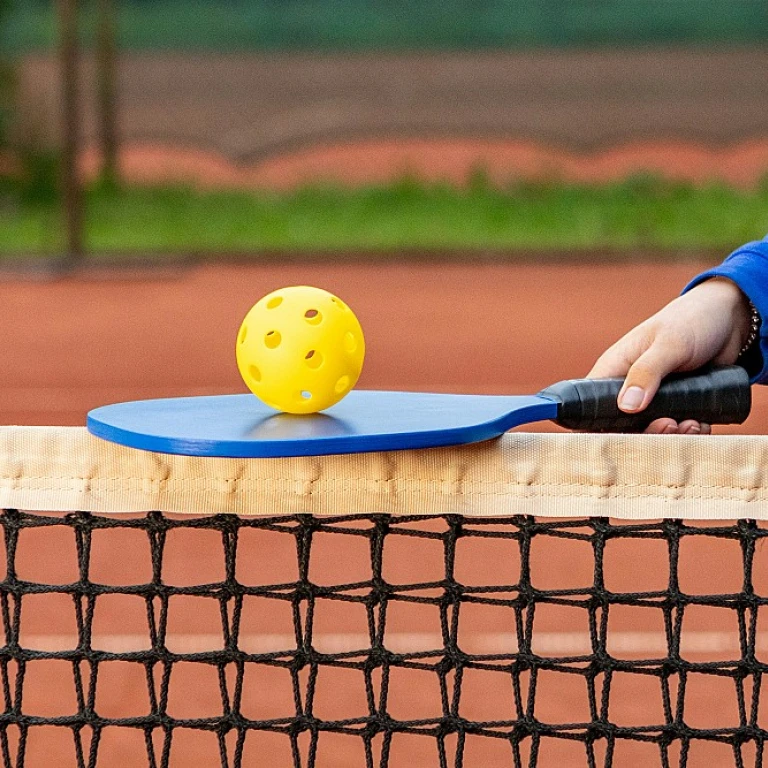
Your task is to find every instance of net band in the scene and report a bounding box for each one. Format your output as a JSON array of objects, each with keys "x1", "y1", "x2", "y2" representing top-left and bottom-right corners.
[{"x1": 0, "y1": 426, "x2": 766, "y2": 518}]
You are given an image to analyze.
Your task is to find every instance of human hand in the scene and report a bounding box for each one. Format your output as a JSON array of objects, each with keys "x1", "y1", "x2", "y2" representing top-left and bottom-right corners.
[{"x1": 587, "y1": 277, "x2": 753, "y2": 434}]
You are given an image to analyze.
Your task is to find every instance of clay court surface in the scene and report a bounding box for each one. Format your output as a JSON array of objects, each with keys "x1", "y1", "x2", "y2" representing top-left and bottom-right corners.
[{"x1": 1, "y1": 259, "x2": 767, "y2": 767}]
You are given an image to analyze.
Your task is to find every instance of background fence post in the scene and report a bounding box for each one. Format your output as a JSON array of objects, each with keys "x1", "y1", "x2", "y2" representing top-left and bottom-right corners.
[
  {"x1": 96, "y1": 0, "x2": 118, "y2": 188},
  {"x1": 58, "y1": 0, "x2": 84, "y2": 267}
]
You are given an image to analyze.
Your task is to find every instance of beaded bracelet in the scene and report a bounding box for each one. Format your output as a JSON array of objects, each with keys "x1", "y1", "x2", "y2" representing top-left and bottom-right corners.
[{"x1": 739, "y1": 300, "x2": 761, "y2": 357}]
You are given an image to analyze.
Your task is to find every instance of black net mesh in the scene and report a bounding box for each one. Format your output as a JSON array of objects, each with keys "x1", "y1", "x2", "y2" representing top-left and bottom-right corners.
[{"x1": 0, "y1": 509, "x2": 766, "y2": 768}]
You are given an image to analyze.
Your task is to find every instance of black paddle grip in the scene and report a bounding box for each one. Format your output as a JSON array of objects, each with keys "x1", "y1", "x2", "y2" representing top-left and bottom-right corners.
[{"x1": 538, "y1": 365, "x2": 751, "y2": 432}]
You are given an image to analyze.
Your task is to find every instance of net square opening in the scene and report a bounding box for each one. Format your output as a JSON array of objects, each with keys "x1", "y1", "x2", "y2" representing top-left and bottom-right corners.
[
  {"x1": 91, "y1": 727, "x2": 152, "y2": 768},
  {"x1": 382, "y1": 732, "x2": 443, "y2": 767},
  {"x1": 531, "y1": 603, "x2": 591, "y2": 656},
  {"x1": 20, "y1": 726, "x2": 79, "y2": 768},
  {"x1": 603, "y1": 535, "x2": 669, "y2": 595},
  {"x1": 532, "y1": 668, "x2": 592, "y2": 727},
  {"x1": 308, "y1": 529, "x2": 372, "y2": 589},
  {"x1": 165, "y1": 595, "x2": 225, "y2": 653},
  {"x1": 685, "y1": 739, "x2": 743, "y2": 767},
  {"x1": 611, "y1": 739, "x2": 667, "y2": 768},
  {"x1": 18, "y1": 591, "x2": 78, "y2": 651},
  {"x1": 313, "y1": 732, "x2": 370, "y2": 768},
  {"x1": 753, "y1": 674, "x2": 768, "y2": 729},
  {"x1": 240, "y1": 731, "x2": 295, "y2": 767},
  {"x1": 238, "y1": 595, "x2": 297, "y2": 654},
  {"x1": 166, "y1": 728, "x2": 222, "y2": 768},
  {"x1": 15, "y1": 524, "x2": 79, "y2": 585},
  {"x1": 462, "y1": 734, "x2": 517, "y2": 765},
  {"x1": 311, "y1": 665, "x2": 370, "y2": 723},
  {"x1": 21, "y1": 659, "x2": 80, "y2": 718},
  {"x1": 235, "y1": 525, "x2": 298, "y2": 587},
  {"x1": 754, "y1": 606, "x2": 768, "y2": 664},
  {"x1": 310, "y1": 597, "x2": 369, "y2": 655},
  {"x1": 458, "y1": 666, "x2": 515, "y2": 723},
  {"x1": 750, "y1": 537, "x2": 768, "y2": 597},
  {"x1": 605, "y1": 603, "x2": 667, "y2": 660},
  {"x1": 91, "y1": 594, "x2": 152, "y2": 652},
  {"x1": 161, "y1": 527, "x2": 226, "y2": 587},
  {"x1": 677, "y1": 533, "x2": 743, "y2": 596},
  {"x1": 383, "y1": 666, "x2": 443, "y2": 723},
  {"x1": 388, "y1": 517, "x2": 449, "y2": 535},
  {"x1": 383, "y1": 600, "x2": 443, "y2": 654},
  {"x1": 606, "y1": 671, "x2": 667, "y2": 728},
  {"x1": 94, "y1": 660, "x2": 152, "y2": 720},
  {"x1": 165, "y1": 660, "x2": 226, "y2": 720},
  {"x1": 680, "y1": 604, "x2": 742, "y2": 661},
  {"x1": 529, "y1": 532, "x2": 594, "y2": 592},
  {"x1": 535, "y1": 735, "x2": 592, "y2": 766},
  {"x1": 239, "y1": 663, "x2": 297, "y2": 722},
  {"x1": 457, "y1": 599, "x2": 517, "y2": 656},
  {"x1": 381, "y1": 530, "x2": 444, "y2": 588},
  {"x1": 453, "y1": 532, "x2": 520, "y2": 591},
  {"x1": 89, "y1": 526, "x2": 152, "y2": 586},
  {"x1": 681, "y1": 672, "x2": 741, "y2": 730}
]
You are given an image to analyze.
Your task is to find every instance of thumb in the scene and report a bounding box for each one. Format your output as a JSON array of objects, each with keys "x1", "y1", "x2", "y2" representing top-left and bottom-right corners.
[{"x1": 616, "y1": 342, "x2": 686, "y2": 413}]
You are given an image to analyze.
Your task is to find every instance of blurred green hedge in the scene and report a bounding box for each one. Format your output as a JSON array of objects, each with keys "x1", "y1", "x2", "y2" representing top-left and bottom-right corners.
[{"x1": 5, "y1": 0, "x2": 768, "y2": 53}]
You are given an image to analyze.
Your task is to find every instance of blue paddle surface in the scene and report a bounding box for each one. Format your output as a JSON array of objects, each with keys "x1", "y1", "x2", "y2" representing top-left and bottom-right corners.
[{"x1": 86, "y1": 391, "x2": 559, "y2": 457}]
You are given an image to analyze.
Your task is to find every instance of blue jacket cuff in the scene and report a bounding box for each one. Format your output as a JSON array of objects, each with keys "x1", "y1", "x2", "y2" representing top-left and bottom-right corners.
[{"x1": 681, "y1": 238, "x2": 768, "y2": 384}]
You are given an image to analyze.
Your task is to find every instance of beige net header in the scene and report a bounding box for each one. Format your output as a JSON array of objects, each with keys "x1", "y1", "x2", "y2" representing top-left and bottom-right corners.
[{"x1": 0, "y1": 426, "x2": 766, "y2": 519}]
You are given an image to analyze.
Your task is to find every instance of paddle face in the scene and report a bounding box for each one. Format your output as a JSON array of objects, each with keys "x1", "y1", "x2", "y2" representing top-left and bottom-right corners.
[
  {"x1": 86, "y1": 366, "x2": 752, "y2": 458},
  {"x1": 87, "y1": 391, "x2": 559, "y2": 458}
]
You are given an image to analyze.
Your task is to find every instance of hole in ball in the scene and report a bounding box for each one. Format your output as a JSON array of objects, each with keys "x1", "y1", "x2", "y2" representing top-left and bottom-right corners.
[
  {"x1": 239, "y1": 326, "x2": 248, "y2": 345},
  {"x1": 266, "y1": 296, "x2": 283, "y2": 309},
  {"x1": 264, "y1": 331, "x2": 281, "y2": 349},
  {"x1": 249, "y1": 365, "x2": 261, "y2": 383},
  {"x1": 304, "y1": 309, "x2": 322, "y2": 325},
  {"x1": 331, "y1": 297, "x2": 348, "y2": 311},
  {"x1": 305, "y1": 350, "x2": 323, "y2": 369},
  {"x1": 335, "y1": 376, "x2": 350, "y2": 394},
  {"x1": 344, "y1": 332, "x2": 357, "y2": 354},
  {"x1": 300, "y1": 391, "x2": 312, "y2": 400}
]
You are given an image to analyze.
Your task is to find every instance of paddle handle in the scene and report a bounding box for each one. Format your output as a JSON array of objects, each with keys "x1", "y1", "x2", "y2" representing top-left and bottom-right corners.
[{"x1": 538, "y1": 365, "x2": 751, "y2": 432}]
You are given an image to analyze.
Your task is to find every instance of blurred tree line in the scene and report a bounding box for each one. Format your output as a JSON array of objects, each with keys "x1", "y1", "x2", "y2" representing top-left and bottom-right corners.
[
  {"x1": 1, "y1": 0, "x2": 117, "y2": 262},
  {"x1": 0, "y1": 0, "x2": 12, "y2": 148}
]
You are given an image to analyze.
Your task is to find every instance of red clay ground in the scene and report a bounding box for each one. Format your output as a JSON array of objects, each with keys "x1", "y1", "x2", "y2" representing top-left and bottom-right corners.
[{"x1": 1, "y1": 260, "x2": 767, "y2": 768}]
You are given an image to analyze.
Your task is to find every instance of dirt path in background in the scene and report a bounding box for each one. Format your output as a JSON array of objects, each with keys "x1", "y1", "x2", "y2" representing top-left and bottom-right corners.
[{"x1": 79, "y1": 137, "x2": 768, "y2": 190}]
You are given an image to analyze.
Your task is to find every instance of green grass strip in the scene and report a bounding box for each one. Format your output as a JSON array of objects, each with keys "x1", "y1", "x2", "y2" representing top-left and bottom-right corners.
[{"x1": 1, "y1": 176, "x2": 767, "y2": 257}]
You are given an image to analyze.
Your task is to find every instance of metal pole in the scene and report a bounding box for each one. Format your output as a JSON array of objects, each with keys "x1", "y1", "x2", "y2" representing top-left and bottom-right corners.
[
  {"x1": 58, "y1": 0, "x2": 84, "y2": 267},
  {"x1": 96, "y1": 0, "x2": 118, "y2": 187}
]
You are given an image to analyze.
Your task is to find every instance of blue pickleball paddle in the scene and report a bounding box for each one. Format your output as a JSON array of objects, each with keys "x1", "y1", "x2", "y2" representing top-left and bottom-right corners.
[{"x1": 86, "y1": 366, "x2": 750, "y2": 458}]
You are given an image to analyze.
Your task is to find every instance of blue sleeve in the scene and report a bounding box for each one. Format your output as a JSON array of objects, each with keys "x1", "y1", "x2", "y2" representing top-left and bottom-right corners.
[{"x1": 682, "y1": 235, "x2": 768, "y2": 384}]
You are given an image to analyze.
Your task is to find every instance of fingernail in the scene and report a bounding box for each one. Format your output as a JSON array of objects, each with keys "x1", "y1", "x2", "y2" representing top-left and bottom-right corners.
[{"x1": 619, "y1": 386, "x2": 645, "y2": 412}]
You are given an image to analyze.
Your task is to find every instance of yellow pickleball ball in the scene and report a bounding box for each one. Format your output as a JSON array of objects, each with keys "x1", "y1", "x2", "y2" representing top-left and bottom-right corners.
[{"x1": 236, "y1": 286, "x2": 365, "y2": 414}]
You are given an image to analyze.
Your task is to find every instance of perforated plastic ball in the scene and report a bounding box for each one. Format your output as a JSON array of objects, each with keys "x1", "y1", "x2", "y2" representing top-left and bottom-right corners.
[{"x1": 236, "y1": 286, "x2": 365, "y2": 414}]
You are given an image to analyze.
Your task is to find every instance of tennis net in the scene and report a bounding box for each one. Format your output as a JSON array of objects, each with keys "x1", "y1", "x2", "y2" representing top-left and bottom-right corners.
[{"x1": 0, "y1": 426, "x2": 767, "y2": 767}]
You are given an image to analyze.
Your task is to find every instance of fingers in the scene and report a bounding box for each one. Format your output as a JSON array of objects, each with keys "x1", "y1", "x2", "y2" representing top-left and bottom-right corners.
[
  {"x1": 616, "y1": 338, "x2": 695, "y2": 414},
  {"x1": 644, "y1": 418, "x2": 678, "y2": 434},
  {"x1": 644, "y1": 419, "x2": 711, "y2": 435},
  {"x1": 587, "y1": 345, "x2": 637, "y2": 380}
]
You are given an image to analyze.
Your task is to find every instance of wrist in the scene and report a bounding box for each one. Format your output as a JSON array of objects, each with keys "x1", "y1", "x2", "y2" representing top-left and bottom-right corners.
[{"x1": 705, "y1": 277, "x2": 756, "y2": 353}]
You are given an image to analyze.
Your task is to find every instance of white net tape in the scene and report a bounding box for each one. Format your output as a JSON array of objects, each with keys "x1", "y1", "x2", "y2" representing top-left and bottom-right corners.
[{"x1": 0, "y1": 427, "x2": 766, "y2": 518}]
